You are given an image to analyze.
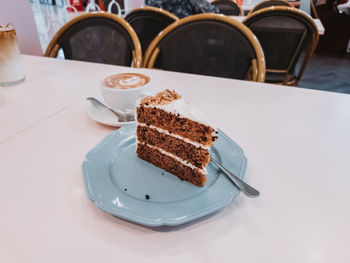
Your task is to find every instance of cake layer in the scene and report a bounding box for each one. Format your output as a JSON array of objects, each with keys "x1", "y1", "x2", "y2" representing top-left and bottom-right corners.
[
  {"x1": 138, "y1": 123, "x2": 210, "y2": 149},
  {"x1": 137, "y1": 106, "x2": 217, "y2": 146},
  {"x1": 137, "y1": 143, "x2": 207, "y2": 187},
  {"x1": 137, "y1": 125, "x2": 210, "y2": 169}
]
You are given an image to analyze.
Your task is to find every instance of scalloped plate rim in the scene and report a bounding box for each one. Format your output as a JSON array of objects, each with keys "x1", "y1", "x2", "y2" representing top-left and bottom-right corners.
[{"x1": 82, "y1": 124, "x2": 247, "y2": 227}]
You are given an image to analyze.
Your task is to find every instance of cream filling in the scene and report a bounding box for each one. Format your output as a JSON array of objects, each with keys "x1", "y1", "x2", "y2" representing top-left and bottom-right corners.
[
  {"x1": 137, "y1": 123, "x2": 210, "y2": 150},
  {"x1": 137, "y1": 140, "x2": 208, "y2": 175}
]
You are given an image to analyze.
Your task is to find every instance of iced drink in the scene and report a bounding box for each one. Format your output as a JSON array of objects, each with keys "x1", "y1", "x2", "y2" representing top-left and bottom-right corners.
[{"x1": 0, "y1": 24, "x2": 25, "y2": 86}]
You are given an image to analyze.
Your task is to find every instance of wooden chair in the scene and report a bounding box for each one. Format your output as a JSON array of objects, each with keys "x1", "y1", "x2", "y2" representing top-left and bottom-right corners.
[
  {"x1": 125, "y1": 6, "x2": 178, "y2": 54},
  {"x1": 211, "y1": 0, "x2": 244, "y2": 16},
  {"x1": 144, "y1": 13, "x2": 265, "y2": 82},
  {"x1": 44, "y1": 13, "x2": 142, "y2": 67},
  {"x1": 248, "y1": 0, "x2": 295, "y2": 16},
  {"x1": 244, "y1": 6, "x2": 319, "y2": 85}
]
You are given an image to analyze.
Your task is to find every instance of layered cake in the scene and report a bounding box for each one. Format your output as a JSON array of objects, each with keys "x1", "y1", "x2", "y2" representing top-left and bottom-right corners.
[{"x1": 136, "y1": 90, "x2": 218, "y2": 186}]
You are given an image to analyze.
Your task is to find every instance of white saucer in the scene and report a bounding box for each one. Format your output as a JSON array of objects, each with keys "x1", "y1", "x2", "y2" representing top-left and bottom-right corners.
[{"x1": 87, "y1": 100, "x2": 135, "y2": 127}]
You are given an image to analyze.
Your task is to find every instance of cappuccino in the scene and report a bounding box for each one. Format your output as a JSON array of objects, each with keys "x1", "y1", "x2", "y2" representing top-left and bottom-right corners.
[
  {"x1": 0, "y1": 24, "x2": 25, "y2": 86},
  {"x1": 101, "y1": 73, "x2": 152, "y2": 112},
  {"x1": 102, "y1": 73, "x2": 150, "y2": 90}
]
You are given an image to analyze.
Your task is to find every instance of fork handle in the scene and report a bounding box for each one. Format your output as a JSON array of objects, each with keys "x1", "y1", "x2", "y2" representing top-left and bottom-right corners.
[{"x1": 211, "y1": 159, "x2": 260, "y2": 198}]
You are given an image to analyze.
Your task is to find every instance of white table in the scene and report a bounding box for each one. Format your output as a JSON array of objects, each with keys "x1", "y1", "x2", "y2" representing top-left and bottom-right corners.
[
  {"x1": 230, "y1": 16, "x2": 325, "y2": 35},
  {"x1": 1, "y1": 55, "x2": 350, "y2": 262}
]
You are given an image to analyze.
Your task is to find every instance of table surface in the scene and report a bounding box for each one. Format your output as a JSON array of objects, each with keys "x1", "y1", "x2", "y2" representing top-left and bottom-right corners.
[
  {"x1": 230, "y1": 16, "x2": 325, "y2": 35},
  {"x1": 1, "y1": 55, "x2": 350, "y2": 262}
]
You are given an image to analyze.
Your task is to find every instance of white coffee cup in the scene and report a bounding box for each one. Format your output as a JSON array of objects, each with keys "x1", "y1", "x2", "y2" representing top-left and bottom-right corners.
[{"x1": 101, "y1": 73, "x2": 152, "y2": 112}]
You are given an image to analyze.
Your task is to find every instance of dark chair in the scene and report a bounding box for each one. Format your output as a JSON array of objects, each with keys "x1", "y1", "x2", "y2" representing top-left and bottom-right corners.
[
  {"x1": 316, "y1": 0, "x2": 350, "y2": 53},
  {"x1": 248, "y1": 0, "x2": 294, "y2": 15},
  {"x1": 244, "y1": 6, "x2": 319, "y2": 85},
  {"x1": 44, "y1": 13, "x2": 142, "y2": 67},
  {"x1": 144, "y1": 13, "x2": 265, "y2": 82},
  {"x1": 125, "y1": 6, "x2": 179, "y2": 55},
  {"x1": 211, "y1": 0, "x2": 243, "y2": 16}
]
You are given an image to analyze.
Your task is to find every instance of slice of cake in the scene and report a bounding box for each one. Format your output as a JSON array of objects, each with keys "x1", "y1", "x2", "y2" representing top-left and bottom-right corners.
[{"x1": 136, "y1": 89, "x2": 217, "y2": 187}]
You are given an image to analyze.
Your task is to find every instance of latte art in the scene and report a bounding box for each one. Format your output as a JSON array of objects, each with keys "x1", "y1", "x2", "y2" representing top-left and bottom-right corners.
[
  {"x1": 100, "y1": 72, "x2": 152, "y2": 113},
  {"x1": 103, "y1": 73, "x2": 150, "y2": 89}
]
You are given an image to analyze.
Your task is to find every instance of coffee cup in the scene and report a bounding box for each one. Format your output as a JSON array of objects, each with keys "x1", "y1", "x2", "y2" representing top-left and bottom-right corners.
[{"x1": 100, "y1": 73, "x2": 152, "y2": 112}]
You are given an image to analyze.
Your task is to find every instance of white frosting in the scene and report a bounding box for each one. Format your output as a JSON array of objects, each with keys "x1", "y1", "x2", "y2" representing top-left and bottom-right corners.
[
  {"x1": 136, "y1": 92, "x2": 216, "y2": 177},
  {"x1": 138, "y1": 123, "x2": 210, "y2": 149},
  {"x1": 137, "y1": 141, "x2": 207, "y2": 175},
  {"x1": 137, "y1": 97, "x2": 211, "y2": 127}
]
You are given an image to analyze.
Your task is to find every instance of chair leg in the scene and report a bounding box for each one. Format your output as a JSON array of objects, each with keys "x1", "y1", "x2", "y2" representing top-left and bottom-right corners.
[{"x1": 282, "y1": 73, "x2": 292, "y2": 85}]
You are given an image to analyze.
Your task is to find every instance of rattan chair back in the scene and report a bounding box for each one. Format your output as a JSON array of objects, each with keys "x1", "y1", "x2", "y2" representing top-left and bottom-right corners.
[
  {"x1": 44, "y1": 13, "x2": 142, "y2": 67},
  {"x1": 125, "y1": 6, "x2": 178, "y2": 54},
  {"x1": 144, "y1": 13, "x2": 265, "y2": 82},
  {"x1": 244, "y1": 6, "x2": 318, "y2": 85}
]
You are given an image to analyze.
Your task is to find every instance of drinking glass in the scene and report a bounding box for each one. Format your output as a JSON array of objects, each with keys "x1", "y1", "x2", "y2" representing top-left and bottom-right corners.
[{"x1": 0, "y1": 24, "x2": 25, "y2": 86}]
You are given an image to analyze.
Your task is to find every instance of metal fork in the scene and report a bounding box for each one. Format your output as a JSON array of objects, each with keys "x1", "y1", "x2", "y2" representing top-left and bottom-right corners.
[{"x1": 211, "y1": 159, "x2": 260, "y2": 198}]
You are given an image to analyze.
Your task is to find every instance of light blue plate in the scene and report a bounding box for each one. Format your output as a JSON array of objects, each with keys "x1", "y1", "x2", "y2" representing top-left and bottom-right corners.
[{"x1": 82, "y1": 124, "x2": 247, "y2": 227}]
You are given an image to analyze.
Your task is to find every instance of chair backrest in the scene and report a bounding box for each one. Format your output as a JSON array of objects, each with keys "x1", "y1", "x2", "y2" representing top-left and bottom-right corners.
[
  {"x1": 143, "y1": 14, "x2": 265, "y2": 82},
  {"x1": 211, "y1": 0, "x2": 243, "y2": 16},
  {"x1": 44, "y1": 13, "x2": 142, "y2": 67},
  {"x1": 125, "y1": 6, "x2": 178, "y2": 54},
  {"x1": 244, "y1": 6, "x2": 318, "y2": 84},
  {"x1": 248, "y1": 0, "x2": 294, "y2": 15}
]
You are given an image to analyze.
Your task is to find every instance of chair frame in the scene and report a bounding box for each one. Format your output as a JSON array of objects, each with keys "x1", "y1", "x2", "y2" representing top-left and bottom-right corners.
[
  {"x1": 125, "y1": 6, "x2": 179, "y2": 54},
  {"x1": 44, "y1": 12, "x2": 142, "y2": 68},
  {"x1": 143, "y1": 13, "x2": 266, "y2": 82},
  {"x1": 211, "y1": 0, "x2": 244, "y2": 16},
  {"x1": 310, "y1": 0, "x2": 319, "y2": 19},
  {"x1": 125, "y1": 6, "x2": 179, "y2": 21},
  {"x1": 244, "y1": 6, "x2": 319, "y2": 85},
  {"x1": 247, "y1": 0, "x2": 295, "y2": 16}
]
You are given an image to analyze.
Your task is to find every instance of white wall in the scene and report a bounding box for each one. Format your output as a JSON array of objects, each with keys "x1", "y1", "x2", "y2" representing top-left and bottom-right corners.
[
  {"x1": 125, "y1": 0, "x2": 145, "y2": 12},
  {"x1": 0, "y1": 0, "x2": 42, "y2": 55}
]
